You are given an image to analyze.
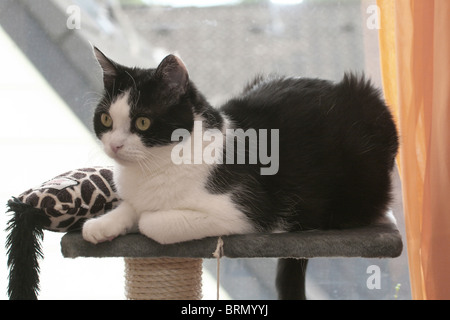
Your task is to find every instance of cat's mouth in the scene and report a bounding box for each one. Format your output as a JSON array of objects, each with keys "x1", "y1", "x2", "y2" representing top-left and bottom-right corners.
[
  {"x1": 109, "y1": 154, "x2": 129, "y2": 165},
  {"x1": 105, "y1": 146, "x2": 136, "y2": 165}
]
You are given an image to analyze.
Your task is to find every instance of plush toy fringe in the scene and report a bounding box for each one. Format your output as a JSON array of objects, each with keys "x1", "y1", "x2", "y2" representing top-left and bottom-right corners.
[{"x1": 5, "y1": 197, "x2": 50, "y2": 300}]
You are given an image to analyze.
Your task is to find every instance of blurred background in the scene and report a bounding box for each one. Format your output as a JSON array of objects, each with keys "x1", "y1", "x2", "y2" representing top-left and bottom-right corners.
[{"x1": 0, "y1": 0, "x2": 410, "y2": 299}]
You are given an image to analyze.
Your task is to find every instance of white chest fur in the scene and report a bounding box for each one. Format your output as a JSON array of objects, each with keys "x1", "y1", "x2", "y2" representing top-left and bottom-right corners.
[
  {"x1": 114, "y1": 146, "x2": 214, "y2": 213},
  {"x1": 112, "y1": 144, "x2": 255, "y2": 243}
]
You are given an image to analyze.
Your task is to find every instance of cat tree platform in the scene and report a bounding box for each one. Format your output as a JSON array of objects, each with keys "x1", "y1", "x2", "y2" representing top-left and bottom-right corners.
[{"x1": 61, "y1": 222, "x2": 402, "y2": 299}]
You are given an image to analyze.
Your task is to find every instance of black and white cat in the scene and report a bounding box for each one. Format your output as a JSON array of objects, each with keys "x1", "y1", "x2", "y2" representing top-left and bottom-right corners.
[{"x1": 83, "y1": 48, "x2": 399, "y2": 248}]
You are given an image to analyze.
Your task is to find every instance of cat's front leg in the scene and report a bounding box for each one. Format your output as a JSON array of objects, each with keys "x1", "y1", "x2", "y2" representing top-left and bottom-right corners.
[
  {"x1": 138, "y1": 209, "x2": 253, "y2": 244},
  {"x1": 82, "y1": 201, "x2": 139, "y2": 244}
]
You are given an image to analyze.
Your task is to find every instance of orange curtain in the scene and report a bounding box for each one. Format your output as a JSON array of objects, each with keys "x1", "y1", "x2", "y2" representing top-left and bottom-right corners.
[{"x1": 378, "y1": 0, "x2": 450, "y2": 299}]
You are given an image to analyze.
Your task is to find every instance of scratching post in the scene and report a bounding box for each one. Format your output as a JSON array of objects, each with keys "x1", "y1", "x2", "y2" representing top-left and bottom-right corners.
[{"x1": 124, "y1": 257, "x2": 203, "y2": 300}]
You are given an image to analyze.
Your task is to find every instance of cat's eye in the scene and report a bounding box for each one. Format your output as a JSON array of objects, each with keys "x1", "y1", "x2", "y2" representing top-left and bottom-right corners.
[
  {"x1": 135, "y1": 117, "x2": 151, "y2": 131},
  {"x1": 100, "y1": 113, "x2": 113, "y2": 128}
]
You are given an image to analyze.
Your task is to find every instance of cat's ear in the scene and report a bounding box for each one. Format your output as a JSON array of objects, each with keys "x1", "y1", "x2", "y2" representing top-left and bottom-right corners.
[
  {"x1": 93, "y1": 47, "x2": 119, "y2": 89},
  {"x1": 155, "y1": 54, "x2": 189, "y2": 100}
]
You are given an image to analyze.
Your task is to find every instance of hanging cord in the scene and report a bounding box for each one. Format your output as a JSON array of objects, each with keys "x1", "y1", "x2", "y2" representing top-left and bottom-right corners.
[{"x1": 212, "y1": 237, "x2": 224, "y2": 300}]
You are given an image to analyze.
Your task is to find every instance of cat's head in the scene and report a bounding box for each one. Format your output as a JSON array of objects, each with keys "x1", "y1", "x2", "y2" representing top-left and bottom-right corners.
[{"x1": 93, "y1": 47, "x2": 202, "y2": 165}]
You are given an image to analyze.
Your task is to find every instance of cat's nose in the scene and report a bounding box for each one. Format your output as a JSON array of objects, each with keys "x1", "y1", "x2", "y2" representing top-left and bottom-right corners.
[{"x1": 111, "y1": 144, "x2": 124, "y2": 154}]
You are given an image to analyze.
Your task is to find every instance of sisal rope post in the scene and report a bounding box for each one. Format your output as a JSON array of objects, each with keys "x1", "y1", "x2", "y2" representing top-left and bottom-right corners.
[{"x1": 124, "y1": 257, "x2": 203, "y2": 300}]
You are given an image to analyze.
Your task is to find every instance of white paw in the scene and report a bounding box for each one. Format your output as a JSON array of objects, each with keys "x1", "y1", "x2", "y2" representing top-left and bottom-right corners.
[{"x1": 82, "y1": 217, "x2": 126, "y2": 244}]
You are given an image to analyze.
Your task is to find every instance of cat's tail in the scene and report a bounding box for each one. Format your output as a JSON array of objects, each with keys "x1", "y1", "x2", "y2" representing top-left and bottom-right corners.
[
  {"x1": 276, "y1": 258, "x2": 308, "y2": 300},
  {"x1": 5, "y1": 198, "x2": 49, "y2": 300}
]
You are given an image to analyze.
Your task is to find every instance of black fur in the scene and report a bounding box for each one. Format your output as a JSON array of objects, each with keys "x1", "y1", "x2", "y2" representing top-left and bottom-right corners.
[
  {"x1": 276, "y1": 258, "x2": 309, "y2": 299},
  {"x1": 208, "y1": 74, "x2": 399, "y2": 231},
  {"x1": 5, "y1": 198, "x2": 50, "y2": 300}
]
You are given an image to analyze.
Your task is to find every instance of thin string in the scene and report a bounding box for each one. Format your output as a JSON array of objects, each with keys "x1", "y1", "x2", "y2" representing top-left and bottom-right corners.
[{"x1": 212, "y1": 237, "x2": 224, "y2": 300}]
